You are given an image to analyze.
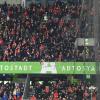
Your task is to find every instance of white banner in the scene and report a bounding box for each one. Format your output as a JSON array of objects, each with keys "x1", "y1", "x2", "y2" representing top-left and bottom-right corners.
[{"x1": 75, "y1": 38, "x2": 95, "y2": 46}]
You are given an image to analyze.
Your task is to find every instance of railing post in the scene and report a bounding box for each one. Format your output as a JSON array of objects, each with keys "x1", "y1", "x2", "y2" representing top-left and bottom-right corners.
[{"x1": 23, "y1": 74, "x2": 30, "y2": 100}]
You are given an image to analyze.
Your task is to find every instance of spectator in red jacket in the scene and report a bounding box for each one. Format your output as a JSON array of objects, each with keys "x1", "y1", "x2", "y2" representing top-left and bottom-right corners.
[{"x1": 53, "y1": 90, "x2": 59, "y2": 100}]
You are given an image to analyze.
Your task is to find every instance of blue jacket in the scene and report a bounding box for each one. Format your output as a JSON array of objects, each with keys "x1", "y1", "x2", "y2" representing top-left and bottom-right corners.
[{"x1": 2, "y1": 95, "x2": 8, "y2": 100}]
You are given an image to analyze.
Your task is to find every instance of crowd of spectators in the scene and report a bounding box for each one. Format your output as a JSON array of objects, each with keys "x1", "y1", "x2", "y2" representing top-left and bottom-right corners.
[
  {"x1": 0, "y1": 80, "x2": 96, "y2": 100},
  {"x1": 0, "y1": 82, "x2": 24, "y2": 100},
  {"x1": 0, "y1": 1, "x2": 95, "y2": 61},
  {"x1": 29, "y1": 80, "x2": 96, "y2": 100}
]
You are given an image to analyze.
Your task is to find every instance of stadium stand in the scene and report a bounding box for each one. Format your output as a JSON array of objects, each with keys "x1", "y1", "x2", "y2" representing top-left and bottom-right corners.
[
  {"x1": 0, "y1": 80, "x2": 97, "y2": 100},
  {"x1": 0, "y1": 82, "x2": 24, "y2": 100},
  {"x1": 0, "y1": 0, "x2": 95, "y2": 61},
  {"x1": 0, "y1": 0, "x2": 98, "y2": 100},
  {"x1": 29, "y1": 80, "x2": 96, "y2": 100}
]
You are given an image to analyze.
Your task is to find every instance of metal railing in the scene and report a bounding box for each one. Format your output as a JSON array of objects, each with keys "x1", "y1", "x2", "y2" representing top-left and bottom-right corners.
[{"x1": 23, "y1": 74, "x2": 30, "y2": 100}]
